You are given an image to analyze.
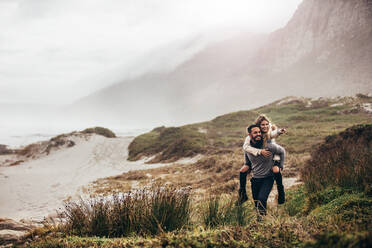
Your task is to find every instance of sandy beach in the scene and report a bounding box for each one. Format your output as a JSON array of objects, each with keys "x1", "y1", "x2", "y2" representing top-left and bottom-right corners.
[{"x1": 0, "y1": 134, "x2": 168, "y2": 222}]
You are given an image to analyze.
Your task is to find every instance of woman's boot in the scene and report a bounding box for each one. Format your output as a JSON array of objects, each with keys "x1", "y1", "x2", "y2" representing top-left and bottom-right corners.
[
  {"x1": 274, "y1": 171, "x2": 285, "y2": 204},
  {"x1": 238, "y1": 171, "x2": 248, "y2": 205}
]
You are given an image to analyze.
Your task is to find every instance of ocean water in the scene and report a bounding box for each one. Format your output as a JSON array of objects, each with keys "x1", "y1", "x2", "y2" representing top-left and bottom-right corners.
[{"x1": 0, "y1": 123, "x2": 149, "y2": 148}]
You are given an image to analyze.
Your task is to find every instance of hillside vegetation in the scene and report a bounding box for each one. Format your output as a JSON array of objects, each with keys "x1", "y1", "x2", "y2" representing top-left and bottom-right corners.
[
  {"x1": 93, "y1": 95, "x2": 372, "y2": 197},
  {"x1": 129, "y1": 95, "x2": 372, "y2": 163},
  {"x1": 302, "y1": 124, "x2": 372, "y2": 194},
  {"x1": 82, "y1": 127, "x2": 116, "y2": 138},
  {"x1": 25, "y1": 95, "x2": 372, "y2": 247},
  {"x1": 27, "y1": 123, "x2": 371, "y2": 247}
]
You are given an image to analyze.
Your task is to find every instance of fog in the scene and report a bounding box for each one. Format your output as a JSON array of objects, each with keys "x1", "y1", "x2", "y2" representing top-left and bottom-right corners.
[
  {"x1": 0, "y1": 0, "x2": 301, "y2": 104},
  {"x1": 0, "y1": 0, "x2": 302, "y2": 146}
]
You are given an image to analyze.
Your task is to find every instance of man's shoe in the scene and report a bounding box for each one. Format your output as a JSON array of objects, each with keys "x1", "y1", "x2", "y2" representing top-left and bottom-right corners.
[{"x1": 277, "y1": 185, "x2": 285, "y2": 204}]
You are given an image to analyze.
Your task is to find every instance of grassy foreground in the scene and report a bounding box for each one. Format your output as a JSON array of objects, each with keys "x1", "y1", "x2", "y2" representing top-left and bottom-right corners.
[
  {"x1": 25, "y1": 96, "x2": 372, "y2": 247},
  {"x1": 26, "y1": 185, "x2": 372, "y2": 247}
]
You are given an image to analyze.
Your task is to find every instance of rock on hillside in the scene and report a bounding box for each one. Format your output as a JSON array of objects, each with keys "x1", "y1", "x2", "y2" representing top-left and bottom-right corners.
[{"x1": 0, "y1": 218, "x2": 39, "y2": 246}]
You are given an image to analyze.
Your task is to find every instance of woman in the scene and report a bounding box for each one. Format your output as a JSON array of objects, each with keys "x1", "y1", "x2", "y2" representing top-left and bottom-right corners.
[{"x1": 240, "y1": 114, "x2": 286, "y2": 205}]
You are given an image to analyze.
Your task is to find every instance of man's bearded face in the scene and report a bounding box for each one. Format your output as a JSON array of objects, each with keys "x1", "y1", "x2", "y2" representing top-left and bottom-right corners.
[{"x1": 250, "y1": 127, "x2": 262, "y2": 143}]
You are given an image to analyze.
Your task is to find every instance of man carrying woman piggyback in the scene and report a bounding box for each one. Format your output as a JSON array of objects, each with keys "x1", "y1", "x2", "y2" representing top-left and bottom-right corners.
[{"x1": 238, "y1": 115, "x2": 287, "y2": 216}]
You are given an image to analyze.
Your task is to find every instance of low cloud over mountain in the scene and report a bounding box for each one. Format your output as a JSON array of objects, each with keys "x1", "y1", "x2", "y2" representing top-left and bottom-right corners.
[{"x1": 71, "y1": 0, "x2": 372, "y2": 126}]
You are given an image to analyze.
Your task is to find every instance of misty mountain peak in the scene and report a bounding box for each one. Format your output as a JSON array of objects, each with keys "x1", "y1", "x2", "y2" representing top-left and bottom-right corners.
[
  {"x1": 260, "y1": 0, "x2": 372, "y2": 72},
  {"x1": 71, "y1": 0, "x2": 372, "y2": 126}
]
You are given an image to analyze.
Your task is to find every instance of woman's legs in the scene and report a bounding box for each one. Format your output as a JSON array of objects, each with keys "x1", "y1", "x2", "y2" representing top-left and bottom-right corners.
[
  {"x1": 273, "y1": 163, "x2": 285, "y2": 204},
  {"x1": 238, "y1": 165, "x2": 250, "y2": 204}
]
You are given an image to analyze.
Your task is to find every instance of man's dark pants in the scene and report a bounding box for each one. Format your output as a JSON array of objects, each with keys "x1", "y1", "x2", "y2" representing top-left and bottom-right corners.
[{"x1": 250, "y1": 176, "x2": 274, "y2": 215}]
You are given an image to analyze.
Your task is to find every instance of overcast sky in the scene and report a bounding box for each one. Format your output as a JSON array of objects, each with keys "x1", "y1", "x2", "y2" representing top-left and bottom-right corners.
[{"x1": 0, "y1": 0, "x2": 302, "y2": 105}]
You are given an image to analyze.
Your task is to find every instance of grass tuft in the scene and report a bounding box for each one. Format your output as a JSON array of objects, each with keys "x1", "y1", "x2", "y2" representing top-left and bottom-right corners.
[
  {"x1": 60, "y1": 186, "x2": 191, "y2": 237},
  {"x1": 202, "y1": 195, "x2": 251, "y2": 227}
]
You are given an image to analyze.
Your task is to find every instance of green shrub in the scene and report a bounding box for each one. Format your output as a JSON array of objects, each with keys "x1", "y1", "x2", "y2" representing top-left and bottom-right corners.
[
  {"x1": 61, "y1": 186, "x2": 191, "y2": 237},
  {"x1": 301, "y1": 124, "x2": 372, "y2": 193},
  {"x1": 128, "y1": 131, "x2": 159, "y2": 160},
  {"x1": 82, "y1": 127, "x2": 116, "y2": 138},
  {"x1": 309, "y1": 192, "x2": 372, "y2": 227},
  {"x1": 128, "y1": 126, "x2": 207, "y2": 162},
  {"x1": 302, "y1": 186, "x2": 349, "y2": 213}
]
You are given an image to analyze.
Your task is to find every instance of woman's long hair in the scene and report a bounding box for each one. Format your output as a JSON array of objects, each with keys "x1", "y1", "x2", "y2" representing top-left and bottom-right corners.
[
  {"x1": 254, "y1": 114, "x2": 270, "y2": 127},
  {"x1": 254, "y1": 114, "x2": 277, "y2": 146}
]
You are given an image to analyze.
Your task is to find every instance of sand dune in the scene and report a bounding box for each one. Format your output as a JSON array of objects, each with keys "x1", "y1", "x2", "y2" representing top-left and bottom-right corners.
[{"x1": 0, "y1": 134, "x2": 170, "y2": 222}]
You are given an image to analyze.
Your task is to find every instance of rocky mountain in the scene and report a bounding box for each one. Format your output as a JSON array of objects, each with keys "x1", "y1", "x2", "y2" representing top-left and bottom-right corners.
[
  {"x1": 257, "y1": 0, "x2": 372, "y2": 93},
  {"x1": 71, "y1": 0, "x2": 372, "y2": 126}
]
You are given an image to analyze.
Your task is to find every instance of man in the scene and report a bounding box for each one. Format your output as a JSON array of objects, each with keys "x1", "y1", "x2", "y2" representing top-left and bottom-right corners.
[{"x1": 238, "y1": 124, "x2": 285, "y2": 216}]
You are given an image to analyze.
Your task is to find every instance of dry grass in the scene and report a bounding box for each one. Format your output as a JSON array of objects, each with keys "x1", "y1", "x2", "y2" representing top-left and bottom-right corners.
[
  {"x1": 17, "y1": 143, "x2": 41, "y2": 157},
  {"x1": 91, "y1": 148, "x2": 303, "y2": 202},
  {"x1": 91, "y1": 150, "x2": 244, "y2": 198},
  {"x1": 59, "y1": 185, "x2": 191, "y2": 237}
]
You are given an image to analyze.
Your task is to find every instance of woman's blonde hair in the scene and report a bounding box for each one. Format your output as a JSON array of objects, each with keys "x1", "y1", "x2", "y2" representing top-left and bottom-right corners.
[
  {"x1": 255, "y1": 114, "x2": 270, "y2": 126},
  {"x1": 255, "y1": 114, "x2": 277, "y2": 130},
  {"x1": 246, "y1": 114, "x2": 277, "y2": 135},
  {"x1": 252, "y1": 114, "x2": 277, "y2": 145}
]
